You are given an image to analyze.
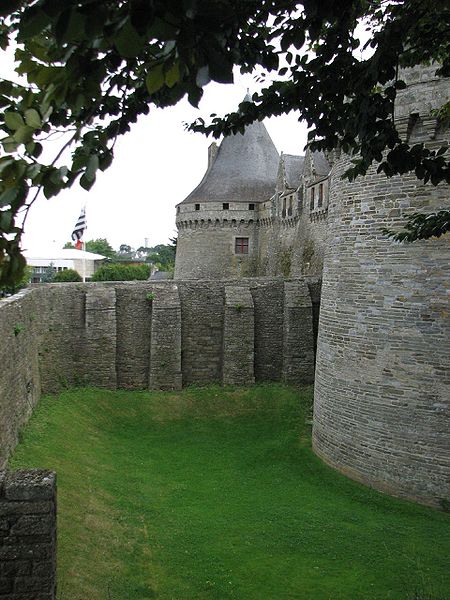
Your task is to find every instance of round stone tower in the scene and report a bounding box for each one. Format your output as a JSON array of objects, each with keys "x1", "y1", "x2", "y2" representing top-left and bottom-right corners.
[
  {"x1": 313, "y1": 66, "x2": 450, "y2": 507},
  {"x1": 174, "y1": 112, "x2": 279, "y2": 279}
]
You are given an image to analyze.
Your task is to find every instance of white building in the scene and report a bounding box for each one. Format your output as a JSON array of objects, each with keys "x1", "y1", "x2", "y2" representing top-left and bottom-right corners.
[{"x1": 24, "y1": 248, "x2": 106, "y2": 282}]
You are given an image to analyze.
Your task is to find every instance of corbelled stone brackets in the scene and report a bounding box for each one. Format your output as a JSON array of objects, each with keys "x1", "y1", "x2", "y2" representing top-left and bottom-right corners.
[
  {"x1": 0, "y1": 470, "x2": 57, "y2": 599},
  {"x1": 85, "y1": 287, "x2": 117, "y2": 387},
  {"x1": 149, "y1": 284, "x2": 182, "y2": 390},
  {"x1": 223, "y1": 286, "x2": 255, "y2": 386},
  {"x1": 283, "y1": 281, "x2": 315, "y2": 385}
]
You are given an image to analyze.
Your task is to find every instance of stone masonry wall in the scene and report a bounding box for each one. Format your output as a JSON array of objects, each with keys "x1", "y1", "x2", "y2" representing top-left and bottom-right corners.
[
  {"x1": 0, "y1": 278, "x2": 315, "y2": 465},
  {"x1": 175, "y1": 221, "x2": 258, "y2": 279},
  {"x1": 0, "y1": 291, "x2": 41, "y2": 469},
  {"x1": 313, "y1": 66, "x2": 450, "y2": 507},
  {"x1": 0, "y1": 470, "x2": 57, "y2": 599}
]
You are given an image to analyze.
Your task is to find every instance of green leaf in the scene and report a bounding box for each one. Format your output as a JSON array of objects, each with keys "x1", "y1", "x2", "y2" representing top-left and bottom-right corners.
[
  {"x1": 1, "y1": 136, "x2": 19, "y2": 152},
  {"x1": 146, "y1": 64, "x2": 165, "y2": 94},
  {"x1": 24, "y1": 108, "x2": 42, "y2": 129},
  {"x1": 0, "y1": 0, "x2": 21, "y2": 17},
  {"x1": 0, "y1": 188, "x2": 18, "y2": 208},
  {"x1": 18, "y1": 7, "x2": 50, "y2": 40},
  {"x1": 0, "y1": 210, "x2": 13, "y2": 230},
  {"x1": 13, "y1": 125, "x2": 34, "y2": 144},
  {"x1": 4, "y1": 112, "x2": 25, "y2": 131},
  {"x1": 165, "y1": 62, "x2": 180, "y2": 88},
  {"x1": 80, "y1": 173, "x2": 95, "y2": 191},
  {"x1": 115, "y1": 21, "x2": 144, "y2": 58},
  {"x1": 84, "y1": 154, "x2": 99, "y2": 182}
]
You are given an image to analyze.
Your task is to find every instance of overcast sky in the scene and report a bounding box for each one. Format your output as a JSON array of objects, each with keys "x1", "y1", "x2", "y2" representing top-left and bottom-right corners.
[{"x1": 19, "y1": 70, "x2": 308, "y2": 253}]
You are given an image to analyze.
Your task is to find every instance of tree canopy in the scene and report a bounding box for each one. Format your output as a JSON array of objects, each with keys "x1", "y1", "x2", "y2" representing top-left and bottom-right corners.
[
  {"x1": 0, "y1": 0, "x2": 449, "y2": 287},
  {"x1": 64, "y1": 237, "x2": 117, "y2": 258}
]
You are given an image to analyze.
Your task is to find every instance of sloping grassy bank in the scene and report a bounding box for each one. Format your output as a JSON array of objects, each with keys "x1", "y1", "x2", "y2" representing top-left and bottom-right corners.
[{"x1": 10, "y1": 385, "x2": 450, "y2": 600}]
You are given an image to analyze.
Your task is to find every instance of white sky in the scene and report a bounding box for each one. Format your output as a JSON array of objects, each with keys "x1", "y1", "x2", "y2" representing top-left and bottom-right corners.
[{"x1": 19, "y1": 70, "x2": 308, "y2": 252}]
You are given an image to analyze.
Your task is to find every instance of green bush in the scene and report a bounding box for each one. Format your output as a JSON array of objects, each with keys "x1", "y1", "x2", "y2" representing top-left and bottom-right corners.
[
  {"x1": 0, "y1": 265, "x2": 32, "y2": 296},
  {"x1": 53, "y1": 269, "x2": 82, "y2": 282},
  {"x1": 91, "y1": 263, "x2": 150, "y2": 281}
]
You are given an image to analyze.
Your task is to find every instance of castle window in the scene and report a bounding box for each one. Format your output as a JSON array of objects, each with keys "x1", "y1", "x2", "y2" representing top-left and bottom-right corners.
[
  {"x1": 318, "y1": 184, "x2": 323, "y2": 207},
  {"x1": 235, "y1": 237, "x2": 249, "y2": 254},
  {"x1": 288, "y1": 197, "x2": 293, "y2": 216},
  {"x1": 195, "y1": 203, "x2": 200, "y2": 211},
  {"x1": 310, "y1": 187, "x2": 315, "y2": 210},
  {"x1": 249, "y1": 203, "x2": 255, "y2": 210},
  {"x1": 223, "y1": 203, "x2": 229, "y2": 210}
]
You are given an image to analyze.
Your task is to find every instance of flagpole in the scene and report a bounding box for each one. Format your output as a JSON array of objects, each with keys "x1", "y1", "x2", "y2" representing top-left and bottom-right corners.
[{"x1": 82, "y1": 240, "x2": 86, "y2": 282}]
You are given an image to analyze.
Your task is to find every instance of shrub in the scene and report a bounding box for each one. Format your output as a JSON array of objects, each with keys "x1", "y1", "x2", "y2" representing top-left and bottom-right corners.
[
  {"x1": 53, "y1": 269, "x2": 82, "y2": 282},
  {"x1": 91, "y1": 263, "x2": 150, "y2": 281}
]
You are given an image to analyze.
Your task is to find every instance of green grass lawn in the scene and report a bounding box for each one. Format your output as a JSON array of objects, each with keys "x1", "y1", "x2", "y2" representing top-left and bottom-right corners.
[{"x1": 10, "y1": 384, "x2": 450, "y2": 600}]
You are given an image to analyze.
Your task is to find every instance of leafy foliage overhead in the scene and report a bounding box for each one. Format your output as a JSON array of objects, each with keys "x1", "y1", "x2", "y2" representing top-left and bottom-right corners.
[
  {"x1": 382, "y1": 211, "x2": 450, "y2": 243},
  {"x1": 0, "y1": 0, "x2": 449, "y2": 287}
]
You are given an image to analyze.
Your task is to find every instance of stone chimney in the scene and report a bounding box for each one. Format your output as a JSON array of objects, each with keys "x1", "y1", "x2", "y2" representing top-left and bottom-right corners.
[{"x1": 207, "y1": 142, "x2": 218, "y2": 170}]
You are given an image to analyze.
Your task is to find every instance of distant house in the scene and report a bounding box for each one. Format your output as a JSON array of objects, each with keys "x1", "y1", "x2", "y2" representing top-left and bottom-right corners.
[{"x1": 24, "y1": 248, "x2": 107, "y2": 282}]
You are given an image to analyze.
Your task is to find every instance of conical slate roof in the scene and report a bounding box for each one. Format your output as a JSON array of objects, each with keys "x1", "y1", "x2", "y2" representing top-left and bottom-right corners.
[{"x1": 181, "y1": 119, "x2": 279, "y2": 204}]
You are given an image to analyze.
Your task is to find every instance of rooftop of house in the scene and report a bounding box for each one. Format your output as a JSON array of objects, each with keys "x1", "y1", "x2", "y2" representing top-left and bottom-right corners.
[{"x1": 282, "y1": 154, "x2": 305, "y2": 189}]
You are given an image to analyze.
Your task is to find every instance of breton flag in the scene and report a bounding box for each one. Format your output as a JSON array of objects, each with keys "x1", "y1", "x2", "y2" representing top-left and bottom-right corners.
[{"x1": 71, "y1": 207, "x2": 86, "y2": 250}]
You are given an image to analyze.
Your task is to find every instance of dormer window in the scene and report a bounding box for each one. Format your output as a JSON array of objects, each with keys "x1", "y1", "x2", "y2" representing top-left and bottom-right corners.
[
  {"x1": 223, "y1": 203, "x2": 229, "y2": 210},
  {"x1": 195, "y1": 203, "x2": 200, "y2": 211}
]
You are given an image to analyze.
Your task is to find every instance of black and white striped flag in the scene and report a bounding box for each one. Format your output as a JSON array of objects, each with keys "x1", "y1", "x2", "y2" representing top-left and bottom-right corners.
[{"x1": 71, "y1": 207, "x2": 86, "y2": 243}]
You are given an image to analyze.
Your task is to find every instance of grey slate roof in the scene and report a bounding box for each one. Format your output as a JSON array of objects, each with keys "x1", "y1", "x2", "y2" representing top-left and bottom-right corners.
[
  {"x1": 312, "y1": 151, "x2": 330, "y2": 177},
  {"x1": 283, "y1": 154, "x2": 305, "y2": 189},
  {"x1": 181, "y1": 120, "x2": 279, "y2": 204}
]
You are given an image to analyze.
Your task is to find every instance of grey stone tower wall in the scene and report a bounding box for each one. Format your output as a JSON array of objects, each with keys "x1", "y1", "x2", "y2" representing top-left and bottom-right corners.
[
  {"x1": 175, "y1": 213, "x2": 258, "y2": 279},
  {"x1": 313, "y1": 66, "x2": 450, "y2": 507},
  {"x1": 257, "y1": 212, "x2": 328, "y2": 279}
]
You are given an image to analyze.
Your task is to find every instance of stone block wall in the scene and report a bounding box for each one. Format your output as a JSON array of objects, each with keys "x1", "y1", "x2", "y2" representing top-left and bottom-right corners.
[
  {"x1": 116, "y1": 286, "x2": 152, "y2": 389},
  {"x1": 149, "y1": 284, "x2": 182, "y2": 390},
  {"x1": 0, "y1": 278, "x2": 315, "y2": 466},
  {"x1": 313, "y1": 66, "x2": 450, "y2": 508},
  {"x1": 223, "y1": 286, "x2": 255, "y2": 385},
  {"x1": 0, "y1": 470, "x2": 57, "y2": 599},
  {"x1": 283, "y1": 281, "x2": 315, "y2": 385},
  {"x1": 0, "y1": 291, "x2": 41, "y2": 468},
  {"x1": 178, "y1": 281, "x2": 225, "y2": 385},
  {"x1": 175, "y1": 220, "x2": 258, "y2": 279}
]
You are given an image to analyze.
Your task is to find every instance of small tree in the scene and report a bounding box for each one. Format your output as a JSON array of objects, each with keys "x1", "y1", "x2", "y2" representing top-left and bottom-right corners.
[
  {"x1": 53, "y1": 269, "x2": 82, "y2": 282},
  {"x1": 41, "y1": 263, "x2": 55, "y2": 283}
]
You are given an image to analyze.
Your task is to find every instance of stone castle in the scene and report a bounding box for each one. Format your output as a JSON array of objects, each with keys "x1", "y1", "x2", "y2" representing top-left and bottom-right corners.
[
  {"x1": 174, "y1": 65, "x2": 450, "y2": 508},
  {"x1": 175, "y1": 92, "x2": 330, "y2": 281},
  {"x1": 0, "y1": 65, "x2": 448, "y2": 596}
]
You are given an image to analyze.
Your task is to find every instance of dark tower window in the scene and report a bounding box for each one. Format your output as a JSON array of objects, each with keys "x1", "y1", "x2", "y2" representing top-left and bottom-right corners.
[
  {"x1": 318, "y1": 184, "x2": 323, "y2": 207},
  {"x1": 235, "y1": 237, "x2": 249, "y2": 254},
  {"x1": 249, "y1": 203, "x2": 255, "y2": 210},
  {"x1": 195, "y1": 203, "x2": 200, "y2": 211},
  {"x1": 223, "y1": 203, "x2": 229, "y2": 210},
  {"x1": 310, "y1": 187, "x2": 315, "y2": 211}
]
